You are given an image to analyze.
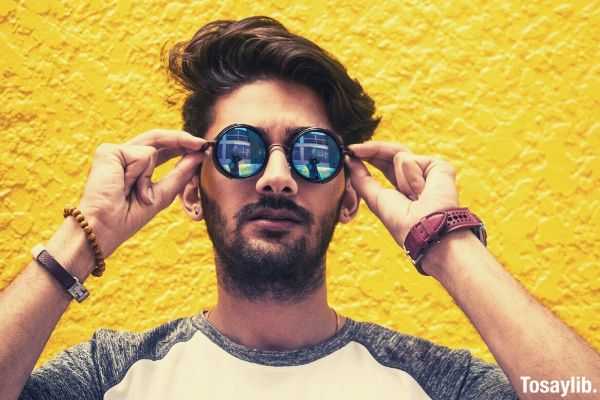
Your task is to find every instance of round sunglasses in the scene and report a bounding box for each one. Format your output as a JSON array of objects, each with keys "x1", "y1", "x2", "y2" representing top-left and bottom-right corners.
[{"x1": 202, "y1": 124, "x2": 353, "y2": 184}]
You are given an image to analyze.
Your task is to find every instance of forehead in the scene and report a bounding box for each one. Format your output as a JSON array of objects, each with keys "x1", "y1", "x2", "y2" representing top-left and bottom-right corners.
[{"x1": 206, "y1": 79, "x2": 333, "y2": 142}]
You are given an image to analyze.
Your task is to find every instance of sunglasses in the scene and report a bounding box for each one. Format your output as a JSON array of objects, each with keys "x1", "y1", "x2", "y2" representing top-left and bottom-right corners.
[{"x1": 202, "y1": 124, "x2": 353, "y2": 184}]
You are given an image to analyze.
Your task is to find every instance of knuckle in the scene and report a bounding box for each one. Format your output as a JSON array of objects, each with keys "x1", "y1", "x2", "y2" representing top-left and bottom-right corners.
[
  {"x1": 435, "y1": 157, "x2": 457, "y2": 176},
  {"x1": 448, "y1": 164, "x2": 457, "y2": 176},
  {"x1": 129, "y1": 144, "x2": 157, "y2": 160},
  {"x1": 393, "y1": 152, "x2": 408, "y2": 166},
  {"x1": 95, "y1": 143, "x2": 116, "y2": 156},
  {"x1": 141, "y1": 144, "x2": 157, "y2": 156},
  {"x1": 408, "y1": 176, "x2": 421, "y2": 187},
  {"x1": 146, "y1": 129, "x2": 162, "y2": 137},
  {"x1": 146, "y1": 151, "x2": 158, "y2": 168}
]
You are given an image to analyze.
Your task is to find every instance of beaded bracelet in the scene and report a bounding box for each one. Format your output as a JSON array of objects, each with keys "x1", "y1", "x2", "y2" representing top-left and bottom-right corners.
[{"x1": 63, "y1": 207, "x2": 106, "y2": 277}]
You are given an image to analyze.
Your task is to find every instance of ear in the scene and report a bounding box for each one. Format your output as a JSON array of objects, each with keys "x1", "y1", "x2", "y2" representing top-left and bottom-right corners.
[
  {"x1": 338, "y1": 178, "x2": 360, "y2": 224},
  {"x1": 179, "y1": 172, "x2": 204, "y2": 221}
]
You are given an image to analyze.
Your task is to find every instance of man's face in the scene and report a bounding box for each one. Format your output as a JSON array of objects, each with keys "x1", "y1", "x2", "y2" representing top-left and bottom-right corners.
[{"x1": 198, "y1": 79, "x2": 348, "y2": 302}]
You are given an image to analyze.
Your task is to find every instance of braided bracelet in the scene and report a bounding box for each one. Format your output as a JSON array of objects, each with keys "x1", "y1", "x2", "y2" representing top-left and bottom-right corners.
[{"x1": 63, "y1": 207, "x2": 106, "y2": 277}]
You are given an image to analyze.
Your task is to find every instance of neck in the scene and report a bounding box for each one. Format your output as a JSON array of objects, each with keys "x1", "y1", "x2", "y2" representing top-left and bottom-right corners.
[{"x1": 206, "y1": 283, "x2": 344, "y2": 350}]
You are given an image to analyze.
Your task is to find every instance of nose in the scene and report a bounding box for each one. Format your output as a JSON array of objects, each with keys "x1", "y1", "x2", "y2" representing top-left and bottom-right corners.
[{"x1": 255, "y1": 145, "x2": 298, "y2": 196}]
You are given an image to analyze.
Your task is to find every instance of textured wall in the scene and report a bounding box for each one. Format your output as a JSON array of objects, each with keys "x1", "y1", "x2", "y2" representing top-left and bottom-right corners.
[{"x1": 1, "y1": 1, "x2": 598, "y2": 367}]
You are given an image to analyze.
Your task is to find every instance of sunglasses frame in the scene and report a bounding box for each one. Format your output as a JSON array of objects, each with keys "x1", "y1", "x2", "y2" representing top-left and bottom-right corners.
[{"x1": 203, "y1": 123, "x2": 354, "y2": 184}]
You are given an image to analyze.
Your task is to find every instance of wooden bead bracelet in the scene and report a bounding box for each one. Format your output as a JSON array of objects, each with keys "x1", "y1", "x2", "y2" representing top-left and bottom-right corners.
[{"x1": 63, "y1": 207, "x2": 106, "y2": 277}]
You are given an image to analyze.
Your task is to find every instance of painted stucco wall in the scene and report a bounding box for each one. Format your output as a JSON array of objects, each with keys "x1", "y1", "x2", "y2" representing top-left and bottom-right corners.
[{"x1": 1, "y1": 1, "x2": 598, "y2": 368}]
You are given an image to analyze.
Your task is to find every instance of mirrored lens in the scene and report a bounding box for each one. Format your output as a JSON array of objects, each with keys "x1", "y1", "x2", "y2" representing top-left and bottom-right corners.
[
  {"x1": 291, "y1": 130, "x2": 341, "y2": 182},
  {"x1": 215, "y1": 126, "x2": 266, "y2": 178}
]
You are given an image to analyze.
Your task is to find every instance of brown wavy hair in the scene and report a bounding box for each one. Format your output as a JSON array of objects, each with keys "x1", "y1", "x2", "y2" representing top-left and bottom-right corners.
[{"x1": 168, "y1": 16, "x2": 380, "y2": 144}]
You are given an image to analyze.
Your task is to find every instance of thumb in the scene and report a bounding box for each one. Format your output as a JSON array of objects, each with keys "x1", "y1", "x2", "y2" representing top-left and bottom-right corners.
[{"x1": 152, "y1": 152, "x2": 205, "y2": 210}]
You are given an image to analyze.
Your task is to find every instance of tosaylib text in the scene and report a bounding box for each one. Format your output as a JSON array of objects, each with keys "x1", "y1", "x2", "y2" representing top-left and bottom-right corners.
[{"x1": 520, "y1": 376, "x2": 597, "y2": 397}]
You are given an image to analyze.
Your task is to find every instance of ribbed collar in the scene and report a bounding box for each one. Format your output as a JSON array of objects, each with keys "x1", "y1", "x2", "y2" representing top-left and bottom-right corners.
[{"x1": 191, "y1": 310, "x2": 357, "y2": 366}]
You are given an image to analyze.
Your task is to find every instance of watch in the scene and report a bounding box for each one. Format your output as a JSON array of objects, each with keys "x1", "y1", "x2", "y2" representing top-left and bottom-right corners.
[
  {"x1": 403, "y1": 207, "x2": 487, "y2": 275},
  {"x1": 31, "y1": 244, "x2": 89, "y2": 302}
]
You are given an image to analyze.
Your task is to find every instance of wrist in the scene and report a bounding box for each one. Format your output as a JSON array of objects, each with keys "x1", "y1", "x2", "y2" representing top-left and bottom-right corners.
[
  {"x1": 419, "y1": 229, "x2": 484, "y2": 280},
  {"x1": 45, "y1": 218, "x2": 96, "y2": 280}
]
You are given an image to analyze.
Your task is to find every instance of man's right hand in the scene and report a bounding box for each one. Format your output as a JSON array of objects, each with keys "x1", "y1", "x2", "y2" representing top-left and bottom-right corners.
[{"x1": 77, "y1": 130, "x2": 207, "y2": 260}]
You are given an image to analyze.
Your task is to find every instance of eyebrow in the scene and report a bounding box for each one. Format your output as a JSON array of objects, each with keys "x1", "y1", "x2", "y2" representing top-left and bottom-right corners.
[
  {"x1": 257, "y1": 125, "x2": 340, "y2": 145},
  {"x1": 285, "y1": 126, "x2": 310, "y2": 141}
]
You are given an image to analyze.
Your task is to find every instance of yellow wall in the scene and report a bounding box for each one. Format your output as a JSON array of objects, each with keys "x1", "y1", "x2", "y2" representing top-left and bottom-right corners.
[{"x1": 1, "y1": 1, "x2": 598, "y2": 367}]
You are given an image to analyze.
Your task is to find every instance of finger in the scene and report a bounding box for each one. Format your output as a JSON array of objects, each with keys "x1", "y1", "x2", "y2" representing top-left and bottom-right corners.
[
  {"x1": 392, "y1": 152, "x2": 429, "y2": 200},
  {"x1": 344, "y1": 156, "x2": 379, "y2": 213},
  {"x1": 348, "y1": 141, "x2": 411, "y2": 163},
  {"x1": 155, "y1": 147, "x2": 194, "y2": 166},
  {"x1": 152, "y1": 151, "x2": 206, "y2": 210},
  {"x1": 118, "y1": 145, "x2": 157, "y2": 196},
  {"x1": 127, "y1": 129, "x2": 207, "y2": 152},
  {"x1": 344, "y1": 155, "x2": 410, "y2": 216},
  {"x1": 420, "y1": 157, "x2": 458, "y2": 200},
  {"x1": 387, "y1": 152, "x2": 416, "y2": 199},
  {"x1": 402, "y1": 155, "x2": 430, "y2": 198},
  {"x1": 348, "y1": 142, "x2": 412, "y2": 191},
  {"x1": 135, "y1": 150, "x2": 158, "y2": 206}
]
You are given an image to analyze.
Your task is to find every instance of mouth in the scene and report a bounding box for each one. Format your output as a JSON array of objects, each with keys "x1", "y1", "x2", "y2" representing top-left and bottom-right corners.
[
  {"x1": 246, "y1": 209, "x2": 303, "y2": 231},
  {"x1": 248, "y1": 219, "x2": 298, "y2": 231}
]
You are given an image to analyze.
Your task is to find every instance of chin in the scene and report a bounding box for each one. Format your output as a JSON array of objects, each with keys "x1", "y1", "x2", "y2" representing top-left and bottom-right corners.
[
  {"x1": 246, "y1": 232, "x2": 297, "y2": 250},
  {"x1": 244, "y1": 222, "x2": 305, "y2": 240}
]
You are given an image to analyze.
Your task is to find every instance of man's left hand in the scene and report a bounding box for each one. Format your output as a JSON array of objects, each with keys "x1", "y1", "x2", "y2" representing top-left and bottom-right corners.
[{"x1": 345, "y1": 141, "x2": 460, "y2": 246}]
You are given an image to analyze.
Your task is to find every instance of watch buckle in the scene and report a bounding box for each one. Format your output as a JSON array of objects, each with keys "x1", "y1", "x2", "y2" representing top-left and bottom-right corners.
[{"x1": 67, "y1": 277, "x2": 90, "y2": 302}]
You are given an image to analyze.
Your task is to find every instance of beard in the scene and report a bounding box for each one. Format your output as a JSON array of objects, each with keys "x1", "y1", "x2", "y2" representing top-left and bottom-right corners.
[{"x1": 200, "y1": 186, "x2": 342, "y2": 303}]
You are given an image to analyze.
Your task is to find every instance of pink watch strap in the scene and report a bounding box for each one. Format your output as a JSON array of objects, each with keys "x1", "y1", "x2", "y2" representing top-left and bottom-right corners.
[{"x1": 403, "y1": 207, "x2": 487, "y2": 275}]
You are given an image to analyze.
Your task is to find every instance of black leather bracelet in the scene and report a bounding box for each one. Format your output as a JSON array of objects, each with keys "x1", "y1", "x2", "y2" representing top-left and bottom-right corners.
[{"x1": 31, "y1": 244, "x2": 89, "y2": 302}]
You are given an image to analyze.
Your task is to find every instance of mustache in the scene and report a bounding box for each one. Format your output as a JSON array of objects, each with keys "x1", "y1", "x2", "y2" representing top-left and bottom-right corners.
[{"x1": 235, "y1": 196, "x2": 314, "y2": 226}]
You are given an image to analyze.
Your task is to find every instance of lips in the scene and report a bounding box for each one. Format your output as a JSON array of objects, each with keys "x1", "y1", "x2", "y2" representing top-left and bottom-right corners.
[{"x1": 248, "y1": 209, "x2": 303, "y2": 224}]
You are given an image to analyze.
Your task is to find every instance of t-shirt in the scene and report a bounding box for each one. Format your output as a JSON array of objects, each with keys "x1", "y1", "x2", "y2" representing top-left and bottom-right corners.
[{"x1": 20, "y1": 312, "x2": 518, "y2": 399}]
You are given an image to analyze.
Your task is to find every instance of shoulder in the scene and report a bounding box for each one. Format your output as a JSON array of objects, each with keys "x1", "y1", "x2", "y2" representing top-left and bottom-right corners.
[
  {"x1": 346, "y1": 319, "x2": 517, "y2": 400},
  {"x1": 21, "y1": 316, "x2": 199, "y2": 400},
  {"x1": 92, "y1": 316, "x2": 197, "y2": 360},
  {"x1": 90, "y1": 316, "x2": 198, "y2": 390},
  {"x1": 349, "y1": 319, "x2": 471, "y2": 370}
]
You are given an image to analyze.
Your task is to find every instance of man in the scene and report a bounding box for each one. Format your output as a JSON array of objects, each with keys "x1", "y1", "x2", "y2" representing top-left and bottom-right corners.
[
  {"x1": 307, "y1": 157, "x2": 321, "y2": 181},
  {"x1": 1, "y1": 16, "x2": 598, "y2": 400}
]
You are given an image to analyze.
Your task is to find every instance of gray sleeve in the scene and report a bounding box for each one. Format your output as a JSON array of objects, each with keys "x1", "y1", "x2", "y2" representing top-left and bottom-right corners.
[
  {"x1": 18, "y1": 318, "x2": 194, "y2": 400},
  {"x1": 406, "y1": 337, "x2": 518, "y2": 400},
  {"x1": 19, "y1": 338, "x2": 102, "y2": 400},
  {"x1": 354, "y1": 322, "x2": 519, "y2": 400},
  {"x1": 456, "y1": 354, "x2": 518, "y2": 400}
]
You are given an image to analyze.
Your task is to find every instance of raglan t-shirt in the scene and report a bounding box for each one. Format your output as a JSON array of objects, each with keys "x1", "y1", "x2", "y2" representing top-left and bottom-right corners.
[{"x1": 19, "y1": 312, "x2": 518, "y2": 400}]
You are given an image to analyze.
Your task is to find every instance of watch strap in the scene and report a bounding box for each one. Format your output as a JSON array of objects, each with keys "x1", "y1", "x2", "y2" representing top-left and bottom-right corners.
[
  {"x1": 31, "y1": 244, "x2": 89, "y2": 302},
  {"x1": 404, "y1": 207, "x2": 487, "y2": 275}
]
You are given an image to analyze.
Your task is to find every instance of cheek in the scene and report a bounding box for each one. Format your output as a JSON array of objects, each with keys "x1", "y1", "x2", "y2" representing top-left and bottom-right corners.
[
  {"x1": 201, "y1": 156, "x2": 237, "y2": 196},
  {"x1": 201, "y1": 160, "x2": 256, "y2": 217},
  {"x1": 303, "y1": 179, "x2": 345, "y2": 218},
  {"x1": 200, "y1": 160, "x2": 218, "y2": 189}
]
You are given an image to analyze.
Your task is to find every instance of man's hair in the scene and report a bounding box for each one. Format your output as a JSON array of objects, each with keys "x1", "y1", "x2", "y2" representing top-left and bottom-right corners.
[{"x1": 168, "y1": 16, "x2": 380, "y2": 144}]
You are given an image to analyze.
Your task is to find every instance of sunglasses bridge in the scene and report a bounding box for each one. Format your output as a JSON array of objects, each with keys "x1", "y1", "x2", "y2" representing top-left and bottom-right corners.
[{"x1": 265, "y1": 144, "x2": 292, "y2": 170}]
